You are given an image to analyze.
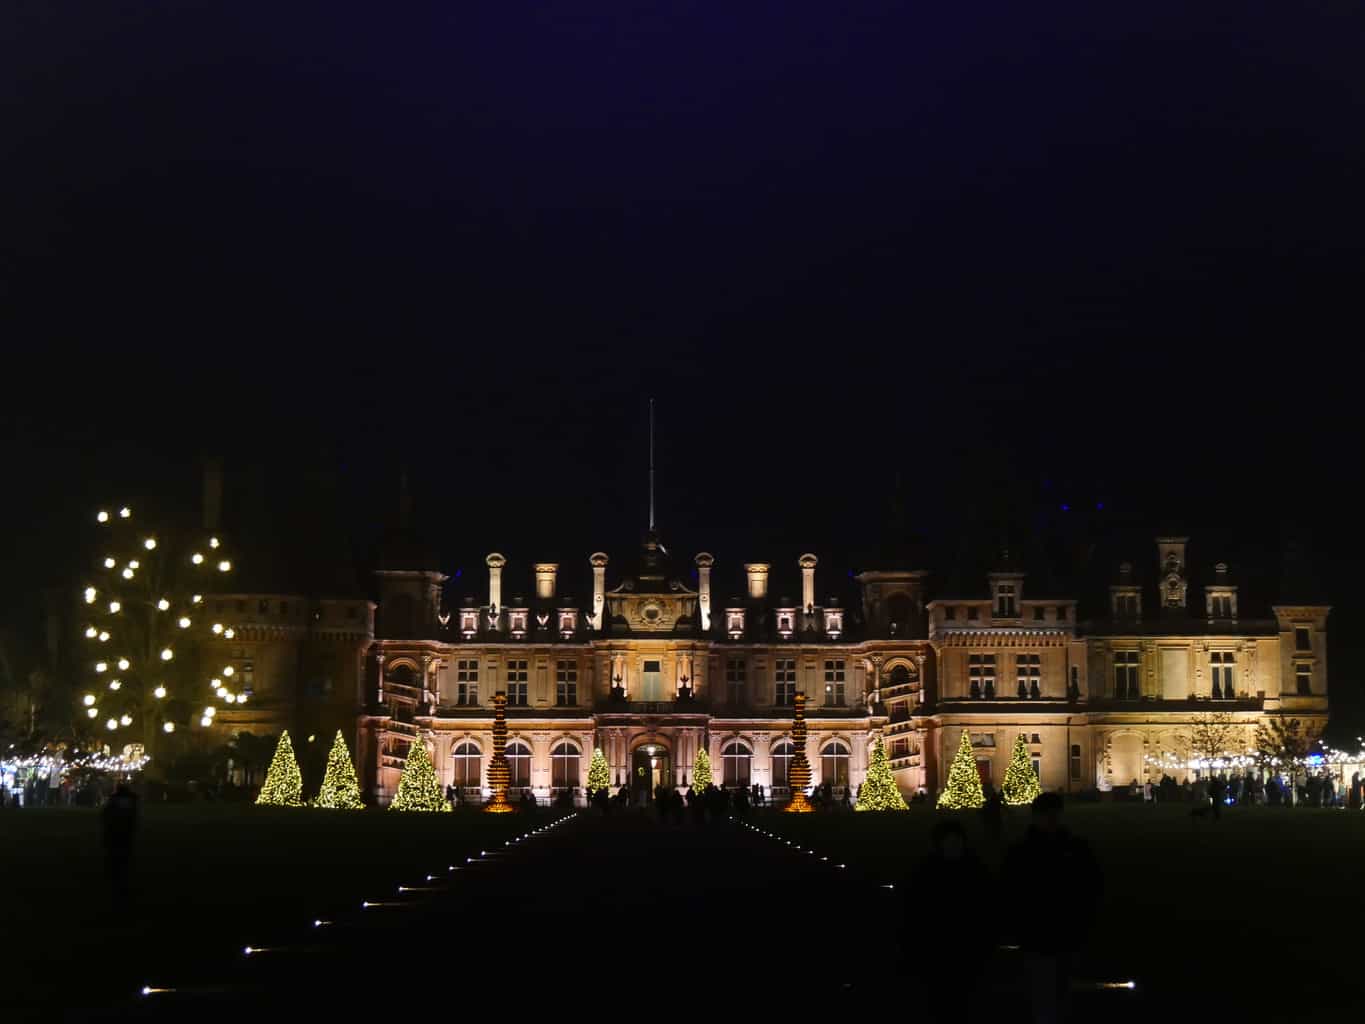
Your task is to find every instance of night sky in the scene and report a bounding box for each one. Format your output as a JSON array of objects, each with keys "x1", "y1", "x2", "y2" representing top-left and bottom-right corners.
[{"x1": 3, "y1": 3, "x2": 1363, "y2": 723}]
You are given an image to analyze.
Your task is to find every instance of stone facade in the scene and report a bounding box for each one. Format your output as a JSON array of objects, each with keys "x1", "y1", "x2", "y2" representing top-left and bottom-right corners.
[{"x1": 359, "y1": 533, "x2": 1329, "y2": 805}]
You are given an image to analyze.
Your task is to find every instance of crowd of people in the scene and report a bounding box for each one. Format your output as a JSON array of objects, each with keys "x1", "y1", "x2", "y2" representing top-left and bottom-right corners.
[{"x1": 1119, "y1": 771, "x2": 1360, "y2": 809}]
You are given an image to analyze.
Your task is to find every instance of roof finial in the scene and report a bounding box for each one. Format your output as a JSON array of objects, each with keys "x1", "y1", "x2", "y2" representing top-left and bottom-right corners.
[{"x1": 648, "y1": 397, "x2": 655, "y2": 532}]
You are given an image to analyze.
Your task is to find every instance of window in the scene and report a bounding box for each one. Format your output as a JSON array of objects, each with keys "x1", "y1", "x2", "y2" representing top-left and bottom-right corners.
[
  {"x1": 727, "y1": 610, "x2": 745, "y2": 636},
  {"x1": 1296, "y1": 663, "x2": 1312, "y2": 696},
  {"x1": 1030, "y1": 733, "x2": 1041, "y2": 744},
  {"x1": 943, "y1": 606, "x2": 956, "y2": 621},
  {"x1": 1033, "y1": 606, "x2": 1046, "y2": 621},
  {"x1": 558, "y1": 610, "x2": 576, "y2": 634},
  {"x1": 1069, "y1": 665, "x2": 1080, "y2": 698},
  {"x1": 1211, "y1": 595, "x2": 1232, "y2": 618},
  {"x1": 509, "y1": 611, "x2": 527, "y2": 636},
  {"x1": 1056, "y1": 606, "x2": 1067, "y2": 621},
  {"x1": 968, "y1": 654, "x2": 996, "y2": 699},
  {"x1": 1295, "y1": 626, "x2": 1312, "y2": 652},
  {"x1": 555, "y1": 660, "x2": 578, "y2": 706},
  {"x1": 891, "y1": 738, "x2": 909, "y2": 760},
  {"x1": 1032, "y1": 757, "x2": 1041, "y2": 778},
  {"x1": 820, "y1": 741, "x2": 850, "y2": 786},
  {"x1": 823, "y1": 660, "x2": 846, "y2": 705},
  {"x1": 347, "y1": 605, "x2": 358, "y2": 620},
  {"x1": 1114, "y1": 593, "x2": 1138, "y2": 618},
  {"x1": 641, "y1": 660, "x2": 663, "y2": 701},
  {"x1": 1210, "y1": 652, "x2": 1235, "y2": 699},
  {"x1": 774, "y1": 659, "x2": 797, "y2": 706},
  {"x1": 969, "y1": 732, "x2": 996, "y2": 748},
  {"x1": 967, "y1": 606, "x2": 979, "y2": 621},
  {"x1": 726, "y1": 658, "x2": 747, "y2": 706},
  {"x1": 505, "y1": 740, "x2": 531, "y2": 788},
  {"x1": 506, "y1": 660, "x2": 528, "y2": 706},
  {"x1": 1016, "y1": 653, "x2": 1041, "y2": 698},
  {"x1": 722, "y1": 741, "x2": 752, "y2": 788},
  {"x1": 778, "y1": 613, "x2": 793, "y2": 636},
  {"x1": 258, "y1": 599, "x2": 270, "y2": 614},
  {"x1": 995, "y1": 585, "x2": 1017, "y2": 618},
  {"x1": 460, "y1": 611, "x2": 477, "y2": 635},
  {"x1": 452, "y1": 742, "x2": 482, "y2": 788},
  {"x1": 551, "y1": 742, "x2": 580, "y2": 789},
  {"x1": 1114, "y1": 650, "x2": 1140, "y2": 699},
  {"x1": 456, "y1": 660, "x2": 479, "y2": 705},
  {"x1": 771, "y1": 741, "x2": 794, "y2": 788},
  {"x1": 1069, "y1": 744, "x2": 1082, "y2": 782}
]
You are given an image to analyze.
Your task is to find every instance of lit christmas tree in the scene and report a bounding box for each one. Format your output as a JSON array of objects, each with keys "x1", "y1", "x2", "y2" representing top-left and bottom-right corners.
[
  {"x1": 1001, "y1": 734, "x2": 1042, "y2": 806},
  {"x1": 691, "y1": 747, "x2": 712, "y2": 794},
  {"x1": 256, "y1": 730, "x2": 304, "y2": 807},
  {"x1": 856, "y1": 735, "x2": 908, "y2": 811},
  {"x1": 76, "y1": 502, "x2": 237, "y2": 748},
  {"x1": 390, "y1": 737, "x2": 450, "y2": 812},
  {"x1": 587, "y1": 747, "x2": 610, "y2": 795},
  {"x1": 936, "y1": 731, "x2": 985, "y2": 810},
  {"x1": 314, "y1": 730, "x2": 365, "y2": 809}
]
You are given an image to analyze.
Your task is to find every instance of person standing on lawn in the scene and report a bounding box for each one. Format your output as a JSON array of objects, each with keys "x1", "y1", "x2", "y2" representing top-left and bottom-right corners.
[{"x1": 101, "y1": 783, "x2": 139, "y2": 911}]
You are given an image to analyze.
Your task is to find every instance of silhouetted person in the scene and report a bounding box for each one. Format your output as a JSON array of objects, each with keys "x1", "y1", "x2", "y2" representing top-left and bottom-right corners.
[
  {"x1": 1003, "y1": 793, "x2": 1100, "y2": 1024},
  {"x1": 102, "y1": 783, "x2": 139, "y2": 911},
  {"x1": 981, "y1": 785, "x2": 1003, "y2": 843},
  {"x1": 906, "y1": 819, "x2": 994, "y2": 1022}
]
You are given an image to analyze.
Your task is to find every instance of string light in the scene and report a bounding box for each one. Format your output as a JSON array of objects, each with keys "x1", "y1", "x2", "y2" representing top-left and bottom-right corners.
[
  {"x1": 192, "y1": 594, "x2": 202, "y2": 603},
  {"x1": 209, "y1": 537, "x2": 220, "y2": 549},
  {"x1": 117, "y1": 658, "x2": 130, "y2": 670},
  {"x1": 192, "y1": 553, "x2": 204, "y2": 565},
  {"x1": 108, "y1": 600, "x2": 121, "y2": 613},
  {"x1": 121, "y1": 567, "x2": 134, "y2": 579},
  {"x1": 97, "y1": 510, "x2": 109, "y2": 523},
  {"x1": 98, "y1": 631, "x2": 109, "y2": 642},
  {"x1": 200, "y1": 716, "x2": 212, "y2": 727},
  {"x1": 154, "y1": 685, "x2": 166, "y2": 699},
  {"x1": 108, "y1": 679, "x2": 121, "y2": 691},
  {"x1": 106, "y1": 719, "x2": 118, "y2": 730},
  {"x1": 84, "y1": 587, "x2": 97, "y2": 604},
  {"x1": 212, "y1": 623, "x2": 223, "y2": 634},
  {"x1": 160, "y1": 648, "x2": 173, "y2": 661},
  {"x1": 223, "y1": 628, "x2": 235, "y2": 639},
  {"x1": 104, "y1": 557, "x2": 117, "y2": 569},
  {"x1": 144, "y1": 537, "x2": 156, "y2": 550},
  {"x1": 82, "y1": 694, "x2": 95, "y2": 706},
  {"x1": 120, "y1": 714, "x2": 132, "y2": 726},
  {"x1": 164, "y1": 722, "x2": 175, "y2": 734},
  {"x1": 178, "y1": 616, "x2": 191, "y2": 628},
  {"x1": 95, "y1": 661, "x2": 107, "y2": 673},
  {"x1": 119, "y1": 507, "x2": 130, "y2": 518},
  {"x1": 84, "y1": 626, "x2": 98, "y2": 638},
  {"x1": 223, "y1": 666, "x2": 234, "y2": 677},
  {"x1": 217, "y1": 560, "x2": 231, "y2": 572},
  {"x1": 157, "y1": 599, "x2": 170, "y2": 611},
  {"x1": 128, "y1": 560, "x2": 139, "y2": 570},
  {"x1": 87, "y1": 707, "x2": 99, "y2": 718}
]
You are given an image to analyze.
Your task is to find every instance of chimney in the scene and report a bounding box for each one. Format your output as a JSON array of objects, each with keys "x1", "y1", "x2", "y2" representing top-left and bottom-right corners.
[
  {"x1": 202, "y1": 456, "x2": 223, "y2": 531},
  {"x1": 1155, "y1": 536, "x2": 1189, "y2": 612},
  {"x1": 486, "y1": 553, "x2": 506, "y2": 610},
  {"x1": 744, "y1": 563, "x2": 770, "y2": 601},
  {"x1": 799, "y1": 553, "x2": 818, "y2": 610},
  {"x1": 590, "y1": 552, "x2": 609, "y2": 630},
  {"x1": 695, "y1": 553, "x2": 714, "y2": 630},
  {"x1": 534, "y1": 563, "x2": 558, "y2": 600}
]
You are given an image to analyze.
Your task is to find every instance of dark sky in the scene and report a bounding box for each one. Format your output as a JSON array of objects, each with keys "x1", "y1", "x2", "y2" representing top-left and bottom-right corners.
[{"x1": 3, "y1": 1, "x2": 1364, "y2": 720}]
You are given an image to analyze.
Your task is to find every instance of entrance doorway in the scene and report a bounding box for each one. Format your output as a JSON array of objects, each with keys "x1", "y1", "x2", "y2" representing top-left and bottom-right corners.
[{"x1": 632, "y1": 743, "x2": 671, "y2": 804}]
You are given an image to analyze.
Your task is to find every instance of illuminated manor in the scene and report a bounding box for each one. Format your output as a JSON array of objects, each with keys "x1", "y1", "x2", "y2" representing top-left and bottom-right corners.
[{"x1": 353, "y1": 521, "x2": 1330, "y2": 806}]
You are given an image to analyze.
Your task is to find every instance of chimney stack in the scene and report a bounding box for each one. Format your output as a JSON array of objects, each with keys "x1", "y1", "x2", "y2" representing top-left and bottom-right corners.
[
  {"x1": 534, "y1": 563, "x2": 558, "y2": 600},
  {"x1": 695, "y1": 553, "x2": 714, "y2": 630},
  {"x1": 744, "y1": 563, "x2": 770, "y2": 601},
  {"x1": 486, "y1": 553, "x2": 507, "y2": 610},
  {"x1": 590, "y1": 552, "x2": 609, "y2": 630},
  {"x1": 799, "y1": 553, "x2": 818, "y2": 610}
]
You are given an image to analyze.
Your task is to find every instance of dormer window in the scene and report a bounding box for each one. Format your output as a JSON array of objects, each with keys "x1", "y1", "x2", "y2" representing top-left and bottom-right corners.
[
  {"x1": 1112, "y1": 591, "x2": 1140, "y2": 619},
  {"x1": 824, "y1": 609, "x2": 843, "y2": 637},
  {"x1": 460, "y1": 610, "x2": 477, "y2": 637},
  {"x1": 1211, "y1": 596, "x2": 1232, "y2": 618},
  {"x1": 726, "y1": 609, "x2": 745, "y2": 638},
  {"x1": 559, "y1": 610, "x2": 577, "y2": 636},
  {"x1": 777, "y1": 610, "x2": 795, "y2": 639},
  {"x1": 995, "y1": 585, "x2": 1017, "y2": 618},
  {"x1": 509, "y1": 610, "x2": 527, "y2": 638}
]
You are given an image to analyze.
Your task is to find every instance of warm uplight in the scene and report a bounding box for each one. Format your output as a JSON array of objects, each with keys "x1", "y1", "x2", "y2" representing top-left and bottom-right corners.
[
  {"x1": 157, "y1": 599, "x2": 170, "y2": 611},
  {"x1": 178, "y1": 616, "x2": 191, "y2": 629},
  {"x1": 154, "y1": 686, "x2": 167, "y2": 699},
  {"x1": 117, "y1": 658, "x2": 130, "y2": 671},
  {"x1": 160, "y1": 648, "x2": 173, "y2": 661},
  {"x1": 192, "y1": 553, "x2": 204, "y2": 565},
  {"x1": 83, "y1": 694, "x2": 96, "y2": 706},
  {"x1": 163, "y1": 722, "x2": 175, "y2": 734},
  {"x1": 104, "y1": 557, "x2": 116, "y2": 569},
  {"x1": 144, "y1": 538, "x2": 156, "y2": 550}
]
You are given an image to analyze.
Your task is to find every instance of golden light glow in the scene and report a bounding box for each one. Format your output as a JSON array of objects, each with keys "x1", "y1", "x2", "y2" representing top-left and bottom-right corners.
[
  {"x1": 120, "y1": 714, "x2": 132, "y2": 726},
  {"x1": 117, "y1": 658, "x2": 130, "y2": 670},
  {"x1": 106, "y1": 718, "x2": 118, "y2": 730},
  {"x1": 82, "y1": 694, "x2": 96, "y2": 706},
  {"x1": 154, "y1": 685, "x2": 167, "y2": 699},
  {"x1": 211, "y1": 677, "x2": 222, "y2": 687},
  {"x1": 204, "y1": 706, "x2": 216, "y2": 717},
  {"x1": 104, "y1": 557, "x2": 116, "y2": 569},
  {"x1": 216, "y1": 687, "x2": 228, "y2": 698},
  {"x1": 217, "y1": 560, "x2": 231, "y2": 572},
  {"x1": 192, "y1": 553, "x2": 204, "y2": 565},
  {"x1": 224, "y1": 693, "x2": 236, "y2": 704},
  {"x1": 192, "y1": 594, "x2": 202, "y2": 603},
  {"x1": 200, "y1": 716, "x2": 212, "y2": 727},
  {"x1": 237, "y1": 692, "x2": 248, "y2": 703},
  {"x1": 212, "y1": 623, "x2": 223, "y2": 634},
  {"x1": 97, "y1": 510, "x2": 109, "y2": 523},
  {"x1": 84, "y1": 587, "x2": 97, "y2": 603},
  {"x1": 157, "y1": 599, "x2": 170, "y2": 611},
  {"x1": 223, "y1": 628, "x2": 235, "y2": 639},
  {"x1": 85, "y1": 626, "x2": 98, "y2": 638},
  {"x1": 163, "y1": 722, "x2": 176, "y2": 733},
  {"x1": 209, "y1": 537, "x2": 220, "y2": 549},
  {"x1": 178, "y1": 616, "x2": 191, "y2": 628},
  {"x1": 95, "y1": 662, "x2": 107, "y2": 673},
  {"x1": 108, "y1": 600, "x2": 121, "y2": 613},
  {"x1": 119, "y1": 507, "x2": 131, "y2": 518},
  {"x1": 144, "y1": 537, "x2": 157, "y2": 550},
  {"x1": 128, "y1": 560, "x2": 139, "y2": 569},
  {"x1": 87, "y1": 707, "x2": 99, "y2": 718},
  {"x1": 98, "y1": 631, "x2": 109, "y2": 642},
  {"x1": 223, "y1": 666, "x2": 234, "y2": 677},
  {"x1": 160, "y1": 648, "x2": 174, "y2": 661},
  {"x1": 109, "y1": 679, "x2": 121, "y2": 690},
  {"x1": 121, "y1": 567, "x2": 134, "y2": 579}
]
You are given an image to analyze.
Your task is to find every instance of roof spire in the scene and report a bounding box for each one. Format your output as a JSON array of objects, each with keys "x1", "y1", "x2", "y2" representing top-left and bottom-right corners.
[{"x1": 648, "y1": 397, "x2": 655, "y2": 532}]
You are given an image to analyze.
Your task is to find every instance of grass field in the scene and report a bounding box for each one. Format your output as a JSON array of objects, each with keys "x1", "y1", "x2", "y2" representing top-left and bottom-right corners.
[
  {"x1": 758, "y1": 804, "x2": 1365, "y2": 1014},
  {"x1": 0, "y1": 804, "x2": 531, "y2": 1016}
]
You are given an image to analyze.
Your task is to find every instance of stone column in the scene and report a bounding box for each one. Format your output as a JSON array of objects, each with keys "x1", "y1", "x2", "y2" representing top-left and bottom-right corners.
[
  {"x1": 869, "y1": 654, "x2": 884, "y2": 706},
  {"x1": 486, "y1": 553, "x2": 506, "y2": 612},
  {"x1": 799, "y1": 553, "x2": 818, "y2": 614},
  {"x1": 421, "y1": 654, "x2": 433, "y2": 707},
  {"x1": 590, "y1": 553, "x2": 609, "y2": 630},
  {"x1": 375, "y1": 652, "x2": 386, "y2": 704},
  {"x1": 915, "y1": 654, "x2": 927, "y2": 705},
  {"x1": 695, "y1": 553, "x2": 714, "y2": 631}
]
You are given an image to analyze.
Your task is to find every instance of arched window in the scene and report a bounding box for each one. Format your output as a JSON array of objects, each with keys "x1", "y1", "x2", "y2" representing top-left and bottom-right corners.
[
  {"x1": 771, "y1": 741, "x2": 794, "y2": 789},
  {"x1": 451, "y1": 741, "x2": 482, "y2": 788},
  {"x1": 551, "y1": 741, "x2": 581, "y2": 789},
  {"x1": 388, "y1": 663, "x2": 417, "y2": 687},
  {"x1": 889, "y1": 664, "x2": 913, "y2": 690},
  {"x1": 722, "y1": 741, "x2": 752, "y2": 788},
  {"x1": 506, "y1": 740, "x2": 532, "y2": 788},
  {"x1": 820, "y1": 741, "x2": 850, "y2": 787}
]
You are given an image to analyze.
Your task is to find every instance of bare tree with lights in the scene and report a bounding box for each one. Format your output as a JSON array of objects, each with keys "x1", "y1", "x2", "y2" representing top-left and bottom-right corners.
[
  {"x1": 1186, "y1": 712, "x2": 1241, "y2": 774},
  {"x1": 77, "y1": 504, "x2": 240, "y2": 754},
  {"x1": 1254, "y1": 712, "x2": 1319, "y2": 777}
]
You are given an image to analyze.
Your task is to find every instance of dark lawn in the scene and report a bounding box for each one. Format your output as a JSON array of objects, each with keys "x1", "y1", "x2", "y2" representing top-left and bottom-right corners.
[
  {"x1": 757, "y1": 804, "x2": 1365, "y2": 1015},
  {"x1": 0, "y1": 804, "x2": 531, "y2": 1016}
]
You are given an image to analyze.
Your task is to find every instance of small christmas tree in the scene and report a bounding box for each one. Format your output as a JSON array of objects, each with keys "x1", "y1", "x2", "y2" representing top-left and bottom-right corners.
[
  {"x1": 1001, "y1": 734, "x2": 1042, "y2": 806},
  {"x1": 691, "y1": 747, "x2": 712, "y2": 794},
  {"x1": 587, "y1": 747, "x2": 610, "y2": 795},
  {"x1": 856, "y1": 735, "x2": 908, "y2": 811},
  {"x1": 389, "y1": 738, "x2": 450, "y2": 812},
  {"x1": 314, "y1": 730, "x2": 365, "y2": 809},
  {"x1": 256, "y1": 730, "x2": 303, "y2": 807},
  {"x1": 936, "y1": 731, "x2": 985, "y2": 810}
]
